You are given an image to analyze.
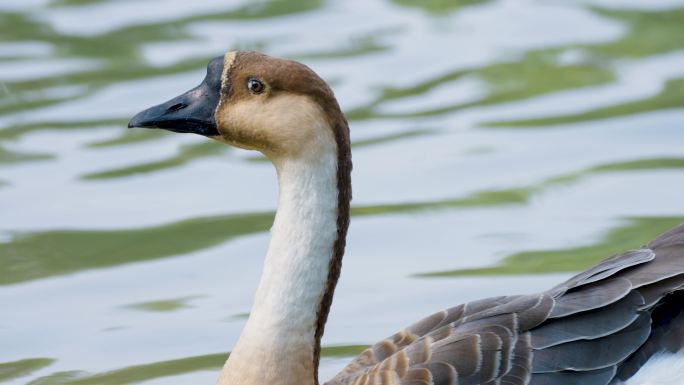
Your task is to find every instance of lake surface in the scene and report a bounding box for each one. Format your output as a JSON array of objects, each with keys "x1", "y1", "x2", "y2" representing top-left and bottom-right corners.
[{"x1": 1, "y1": 0, "x2": 684, "y2": 384}]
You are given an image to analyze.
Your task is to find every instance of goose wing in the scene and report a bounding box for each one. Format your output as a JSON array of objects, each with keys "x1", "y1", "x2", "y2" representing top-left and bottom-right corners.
[{"x1": 326, "y1": 223, "x2": 684, "y2": 385}]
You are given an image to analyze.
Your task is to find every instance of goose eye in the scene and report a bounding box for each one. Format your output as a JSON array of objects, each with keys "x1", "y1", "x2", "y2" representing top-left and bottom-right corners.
[{"x1": 247, "y1": 78, "x2": 266, "y2": 94}]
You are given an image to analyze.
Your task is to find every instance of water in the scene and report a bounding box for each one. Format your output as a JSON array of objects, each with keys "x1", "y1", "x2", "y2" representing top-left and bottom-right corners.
[{"x1": 1, "y1": 0, "x2": 684, "y2": 383}]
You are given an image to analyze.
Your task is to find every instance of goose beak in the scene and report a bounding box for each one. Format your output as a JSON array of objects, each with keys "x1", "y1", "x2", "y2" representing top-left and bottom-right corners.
[{"x1": 128, "y1": 56, "x2": 224, "y2": 137}]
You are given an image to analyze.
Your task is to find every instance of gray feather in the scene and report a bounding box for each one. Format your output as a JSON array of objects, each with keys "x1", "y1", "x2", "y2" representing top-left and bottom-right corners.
[
  {"x1": 529, "y1": 367, "x2": 616, "y2": 385},
  {"x1": 532, "y1": 314, "x2": 651, "y2": 372},
  {"x1": 499, "y1": 333, "x2": 532, "y2": 385},
  {"x1": 531, "y1": 291, "x2": 644, "y2": 349},
  {"x1": 549, "y1": 278, "x2": 632, "y2": 319},
  {"x1": 636, "y1": 273, "x2": 684, "y2": 308},
  {"x1": 550, "y1": 249, "x2": 654, "y2": 296}
]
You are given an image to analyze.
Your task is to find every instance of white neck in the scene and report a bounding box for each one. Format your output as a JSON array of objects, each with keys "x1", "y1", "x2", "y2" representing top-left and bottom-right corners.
[{"x1": 217, "y1": 149, "x2": 340, "y2": 385}]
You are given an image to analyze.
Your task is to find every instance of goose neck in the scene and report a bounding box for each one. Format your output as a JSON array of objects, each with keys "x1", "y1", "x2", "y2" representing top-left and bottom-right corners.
[{"x1": 217, "y1": 150, "x2": 342, "y2": 385}]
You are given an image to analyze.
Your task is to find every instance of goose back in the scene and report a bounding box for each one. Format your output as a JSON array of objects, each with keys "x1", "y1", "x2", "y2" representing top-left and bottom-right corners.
[{"x1": 326, "y1": 223, "x2": 684, "y2": 385}]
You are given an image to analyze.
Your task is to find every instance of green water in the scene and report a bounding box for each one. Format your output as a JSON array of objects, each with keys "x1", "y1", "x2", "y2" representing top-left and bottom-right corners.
[{"x1": 2, "y1": 0, "x2": 684, "y2": 384}]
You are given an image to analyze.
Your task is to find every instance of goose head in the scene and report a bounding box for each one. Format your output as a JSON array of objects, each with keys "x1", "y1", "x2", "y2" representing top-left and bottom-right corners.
[
  {"x1": 129, "y1": 51, "x2": 349, "y2": 162},
  {"x1": 129, "y1": 52, "x2": 352, "y2": 385}
]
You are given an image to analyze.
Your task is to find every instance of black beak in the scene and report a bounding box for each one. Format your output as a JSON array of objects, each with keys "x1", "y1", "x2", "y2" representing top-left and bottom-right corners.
[{"x1": 128, "y1": 56, "x2": 225, "y2": 137}]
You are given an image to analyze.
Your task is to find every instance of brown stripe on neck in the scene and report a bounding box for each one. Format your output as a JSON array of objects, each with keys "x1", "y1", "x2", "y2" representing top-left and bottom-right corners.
[{"x1": 312, "y1": 106, "x2": 352, "y2": 385}]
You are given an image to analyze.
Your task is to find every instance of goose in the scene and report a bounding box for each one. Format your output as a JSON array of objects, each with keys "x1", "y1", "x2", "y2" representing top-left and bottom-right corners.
[{"x1": 128, "y1": 51, "x2": 684, "y2": 385}]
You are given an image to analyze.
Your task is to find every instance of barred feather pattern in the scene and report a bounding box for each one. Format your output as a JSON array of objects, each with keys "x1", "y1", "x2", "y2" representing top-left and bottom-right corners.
[{"x1": 326, "y1": 223, "x2": 684, "y2": 385}]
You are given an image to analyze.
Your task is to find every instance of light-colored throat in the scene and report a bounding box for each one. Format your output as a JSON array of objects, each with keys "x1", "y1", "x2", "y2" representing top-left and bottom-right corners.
[{"x1": 217, "y1": 139, "x2": 340, "y2": 385}]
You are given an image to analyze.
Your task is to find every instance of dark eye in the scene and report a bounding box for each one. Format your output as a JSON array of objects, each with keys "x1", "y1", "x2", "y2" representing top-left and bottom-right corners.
[{"x1": 247, "y1": 78, "x2": 266, "y2": 94}]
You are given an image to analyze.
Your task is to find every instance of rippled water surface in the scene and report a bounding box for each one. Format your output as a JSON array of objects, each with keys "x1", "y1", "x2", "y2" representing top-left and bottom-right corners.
[{"x1": 2, "y1": 0, "x2": 684, "y2": 383}]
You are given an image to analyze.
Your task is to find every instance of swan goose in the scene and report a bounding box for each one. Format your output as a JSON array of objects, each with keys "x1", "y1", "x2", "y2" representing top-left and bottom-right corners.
[{"x1": 129, "y1": 51, "x2": 684, "y2": 385}]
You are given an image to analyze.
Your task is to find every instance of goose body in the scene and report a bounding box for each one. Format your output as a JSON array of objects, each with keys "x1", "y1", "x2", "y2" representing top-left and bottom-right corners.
[{"x1": 129, "y1": 51, "x2": 684, "y2": 385}]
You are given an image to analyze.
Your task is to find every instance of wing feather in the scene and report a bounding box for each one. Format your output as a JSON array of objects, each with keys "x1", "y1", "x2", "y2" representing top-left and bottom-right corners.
[
  {"x1": 531, "y1": 291, "x2": 644, "y2": 349},
  {"x1": 326, "y1": 223, "x2": 684, "y2": 385},
  {"x1": 528, "y1": 367, "x2": 616, "y2": 385},
  {"x1": 531, "y1": 313, "x2": 651, "y2": 372},
  {"x1": 548, "y1": 278, "x2": 632, "y2": 319},
  {"x1": 499, "y1": 333, "x2": 532, "y2": 385}
]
